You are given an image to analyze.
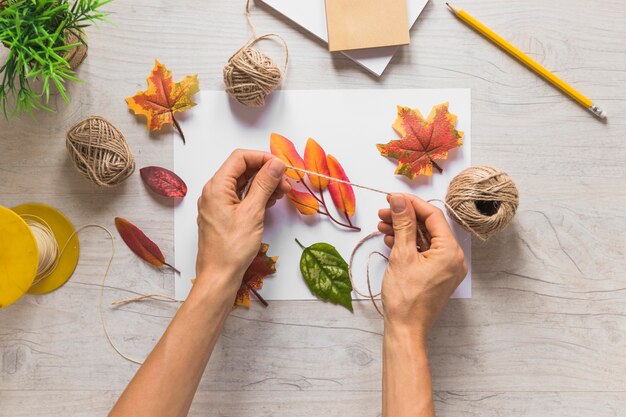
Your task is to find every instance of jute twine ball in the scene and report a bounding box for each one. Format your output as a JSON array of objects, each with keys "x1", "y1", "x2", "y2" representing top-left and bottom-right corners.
[
  {"x1": 64, "y1": 32, "x2": 88, "y2": 70},
  {"x1": 445, "y1": 166, "x2": 519, "y2": 241},
  {"x1": 66, "y1": 116, "x2": 135, "y2": 187},
  {"x1": 223, "y1": 35, "x2": 287, "y2": 107}
]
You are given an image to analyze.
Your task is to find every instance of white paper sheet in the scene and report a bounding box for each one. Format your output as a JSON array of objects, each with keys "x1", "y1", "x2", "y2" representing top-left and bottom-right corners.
[
  {"x1": 258, "y1": 0, "x2": 430, "y2": 77},
  {"x1": 175, "y1": 89, "x2": 471, "y2": 301}
]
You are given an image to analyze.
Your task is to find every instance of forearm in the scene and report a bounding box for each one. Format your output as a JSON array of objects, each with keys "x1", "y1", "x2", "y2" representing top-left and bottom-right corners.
[
  {"x1": 109, "y1": 271, "x2": 237, "y2": 417},
  {"x1": 382, "y1": 323, "x2": 435, "y2": 417}
]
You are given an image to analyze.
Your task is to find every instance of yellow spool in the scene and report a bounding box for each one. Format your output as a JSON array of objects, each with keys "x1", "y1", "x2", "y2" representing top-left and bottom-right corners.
[
  {"x1": 0, "y1": 204, "x2": 80, "y2": 308},
  {"x1": 0, "y1": 206, "x2": 38, "y2": 308}
]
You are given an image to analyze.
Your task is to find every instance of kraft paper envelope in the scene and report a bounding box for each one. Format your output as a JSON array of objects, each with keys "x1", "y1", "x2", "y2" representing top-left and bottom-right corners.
[{"x1": 325, "y1": 0, "x2": 410, "y2": 51}]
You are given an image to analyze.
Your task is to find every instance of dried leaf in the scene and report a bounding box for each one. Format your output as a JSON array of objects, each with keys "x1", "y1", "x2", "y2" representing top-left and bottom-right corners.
[
  {"x1": 125, "y1": 60, "x2": 199, "y2": 143},
  {"x1": 140, "y1": 166, "x2": 187, "y2": 198},
  {"x1": 235, "y1": 243, "x2": 278, "y2": 308},
  {"x1": 303, "y1": 138, "x2": 330, "y2": 190},
  {"x1": 287, "y1": 189, "x2": 319, "y2": 215},
  {"x1": 326, "y1": 154, "x2": 356, "y2": 218},
  {"x1": 114, "y1": 217, "x2": 178, "y2": 272},
  {"x1": 296, "y1": 239, "x2": 353, "y2": 312},
  {"x1": 270, "y1": 133, "x2": 305, "y2": 180},
  {"x1": 377, "y1": 103, "x2": 464, "y2": 179}
]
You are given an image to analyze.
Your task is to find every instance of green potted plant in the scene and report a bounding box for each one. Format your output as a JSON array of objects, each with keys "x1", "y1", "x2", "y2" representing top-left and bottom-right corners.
[{"x1": 0, "y1": 0, "x2": 110, "y2": 119}]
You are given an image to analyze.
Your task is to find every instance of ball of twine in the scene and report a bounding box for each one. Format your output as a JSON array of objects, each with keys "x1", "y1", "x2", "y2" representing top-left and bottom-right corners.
[
  {"x1": 223, "y1": 35, "x2": 288, "y2": 107},
  {"x1": 64, "y1": 31, "x2": 88, "y2": 70},
  {"x1": 66, "y1": 116, "x2": 135, "y2": 187},
  {"x1": 445, "y1": 166, "x2": 519, "y2": 241}
]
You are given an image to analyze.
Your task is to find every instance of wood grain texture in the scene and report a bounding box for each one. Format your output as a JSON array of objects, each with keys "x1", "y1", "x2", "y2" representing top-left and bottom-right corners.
[{"x1": 1, "y1": 0, "x2": 625, "y2": 415}]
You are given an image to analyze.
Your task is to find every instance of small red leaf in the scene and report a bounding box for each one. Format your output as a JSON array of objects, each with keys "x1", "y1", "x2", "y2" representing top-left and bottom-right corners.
[
  {"x1": 235, "y1": 243, "x2": 278, "y2": 308},
  {"x1": 140, "y1": 166, "x2": 187, "y2": 198},
  {"x1": 115, "y1": 217, "x2": 177, "y2": 272}
]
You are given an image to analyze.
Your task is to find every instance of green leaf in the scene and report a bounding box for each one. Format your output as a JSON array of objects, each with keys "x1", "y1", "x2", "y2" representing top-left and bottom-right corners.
[{"x1": 296, "y1": 239, "x2": 353, "y2": 312}]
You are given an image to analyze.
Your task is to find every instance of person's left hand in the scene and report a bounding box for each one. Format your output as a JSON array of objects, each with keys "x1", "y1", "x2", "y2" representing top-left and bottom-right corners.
[{"x1": 194, "y1": 149, "x2": 290, "y2": 295}]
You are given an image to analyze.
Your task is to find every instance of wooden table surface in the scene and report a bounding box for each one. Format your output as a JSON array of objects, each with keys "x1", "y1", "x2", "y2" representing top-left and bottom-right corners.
[{"x1": 1, "y1": 1, "x2": 625, "y2": 416}]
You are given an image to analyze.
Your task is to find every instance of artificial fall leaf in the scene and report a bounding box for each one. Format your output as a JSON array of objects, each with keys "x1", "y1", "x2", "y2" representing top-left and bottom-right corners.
[
  {"x1": 287, "y1": 189, "x2": 320, "y2": 215},
  {"x1": 126, "y1": 60, "x2": 199, "y2": 143},
  {"x1": 326, "y1": 154, "x2": 356, "y2": 218},
  {"x1": 303, "y1": 138, "x2": 330, "y2": 190},
  {"x1": 377, "y1": 103, "x2": 464, "y2": 179},
  {"x1": 235, "y1": 243, "x2": 278, "y2": 308},
  {"x1": 140, "y1": 166, "x2": 188, "y2": 198},
  {"x1": 114, "y1": 217, "x2": 179, "y2": 273},
  {"x1": 270, "y1": 133, "x2": 305, "y2": 180}
]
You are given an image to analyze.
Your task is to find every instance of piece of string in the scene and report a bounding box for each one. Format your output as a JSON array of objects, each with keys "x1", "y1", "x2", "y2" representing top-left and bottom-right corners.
[
  {"x1": 19, "y1": 216, "x2": 177, "y2": 365},
  {"x1": 285, "y1": 165, "x2": 392, "y2": 196},
  {"x1": 243, "y1": 0, "x2": 289, "y2": 70},
  {"x1": 281, "y1": 167, "x2": 487, "y2": 241}
]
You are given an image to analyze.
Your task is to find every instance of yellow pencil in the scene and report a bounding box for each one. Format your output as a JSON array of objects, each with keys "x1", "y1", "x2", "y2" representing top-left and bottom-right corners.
[{"x1": 447, "y1": 3, "x2": 607, "y2": 119}]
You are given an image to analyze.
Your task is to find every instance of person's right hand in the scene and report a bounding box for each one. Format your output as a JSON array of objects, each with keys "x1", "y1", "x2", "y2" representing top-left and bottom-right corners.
[{"x1": 377, "y1": 194, "x2": 468, "y2": 337}]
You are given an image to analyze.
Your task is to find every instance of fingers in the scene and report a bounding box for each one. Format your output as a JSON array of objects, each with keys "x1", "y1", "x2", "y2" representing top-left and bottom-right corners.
[
  {"x1": 243, "y1": 159, "x2": 286, "y2": 209},
  {"x1": 380, "y1": 195, "x2": 455, "y2": 244},
  {"x1": 407, "y1": 196, "x2": 454, "y2": 241},
  {"x1": 388, "y1": 194, "x2": 418, "y2": 257},
  {"x1": 216, "y1": 149, "x2": 274, "y2": 182}
]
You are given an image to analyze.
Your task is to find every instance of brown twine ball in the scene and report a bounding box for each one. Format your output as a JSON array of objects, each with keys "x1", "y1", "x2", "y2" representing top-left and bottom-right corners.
[
  {"x1": 66, "y1": 116, "x2": 135, "y2": 187},
  {"x1": 223, "y1": 35, "x2": 288, "y2": 107},
  {"x1": 64, "y1": 32, "x2": 88, "y2": 70},
  {"x1": 445, "y1": 166, "x2": 519, "y2": 241}
]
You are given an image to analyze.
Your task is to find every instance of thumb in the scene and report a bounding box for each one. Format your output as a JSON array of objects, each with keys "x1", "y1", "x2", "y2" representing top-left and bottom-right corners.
[
  {"x1": 244, "y1": 158, "x2": 286, "y2": 208},
  {"x1": 389, "y1": 194, "x2": 418, "y2": 256}
]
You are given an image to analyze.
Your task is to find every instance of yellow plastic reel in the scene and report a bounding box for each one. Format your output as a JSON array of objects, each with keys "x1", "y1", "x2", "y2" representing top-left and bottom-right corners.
[
  {"x1": 11, "y1": 203, "x2": 80, "y2": 295},
  {"x1": 0, "y1": 205, "x2": 38, "y2": 308}
]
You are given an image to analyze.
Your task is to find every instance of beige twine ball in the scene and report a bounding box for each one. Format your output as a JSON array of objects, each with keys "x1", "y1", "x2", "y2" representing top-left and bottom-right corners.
[
  {"x1": 66, "y1": 116, "x2": 135, "y2": 187},
  {"x1": 445, "y1": 166, "x2": 519, "y2": 241},
  {"x1": 64, "y1": 32, "x2": 88, "y2": 70},
  {"x1": 223, "y1": 35, "x2": 287, "y2": 107}
]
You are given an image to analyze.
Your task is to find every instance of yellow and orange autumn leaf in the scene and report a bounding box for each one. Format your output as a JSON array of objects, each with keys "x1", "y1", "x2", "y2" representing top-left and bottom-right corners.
[
  {"x1": 304, "y1": 138, "x2": 330, "y2": 190},
  {"x1": 126, "y1": 60, "x2": 199, "y2": 143},
  {"x1": 287, "y1": 189, "x2": 319, "y2": 215},
  {"x1": 377, "y1": 103, "x2": 463, "y2": 179},
  {"x1": 326, "y1": 154, "x2": 356, "y2": 218},
  {"x1": 270, "y1": 133, "x2": 305, "y2": 180}
]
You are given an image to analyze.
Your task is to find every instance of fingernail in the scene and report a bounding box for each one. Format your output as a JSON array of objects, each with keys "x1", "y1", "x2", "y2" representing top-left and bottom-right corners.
[
  {"x1": 390, "y1": 195, "x2": 406, "y2": 213},
  {"x1": 269, "y1": 159, "x2": 286, "y2": 178}
]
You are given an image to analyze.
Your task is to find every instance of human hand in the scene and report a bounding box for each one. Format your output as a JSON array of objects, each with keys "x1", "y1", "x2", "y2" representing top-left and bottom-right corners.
[
  {"x1": 377, "y1": 194, "x2": 467, "y2": 338},
  {"x1": 195, "y1": 149, "x2": 290, "y2": 294}
]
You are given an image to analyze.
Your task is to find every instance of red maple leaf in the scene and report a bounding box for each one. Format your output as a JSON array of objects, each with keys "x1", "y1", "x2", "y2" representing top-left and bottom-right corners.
[
  {"x1": 377, "y1": 102, "x2": 463, "y2": 179},
  {"x1": 234, "y1": 243, "x2": 278, "y2": 308}
]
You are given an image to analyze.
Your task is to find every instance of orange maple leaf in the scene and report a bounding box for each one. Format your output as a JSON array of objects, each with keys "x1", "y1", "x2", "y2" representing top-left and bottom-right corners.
[
  {"x1": 126, "y1": 60, "x2": 199, "y2": 143},
  {"x1": 377, "y1": 103, "x2": 463, "y2": 179},
  {"x1": 235, "y1": 243, "x2": 278, "y2": 308}
]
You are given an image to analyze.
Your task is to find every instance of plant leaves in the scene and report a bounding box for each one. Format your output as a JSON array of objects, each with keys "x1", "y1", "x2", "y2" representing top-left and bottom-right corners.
[
  {"x1": 235, "y1": 243, "x2": 278, "y2": 308},
  {"x1": 303, "y1": 138, "x2": 330, "y2": 190},
  {"x1": 125, "y1": 59, "x2": 199, "y2": 143},
  {"x1": 326, "y1": 154, "x2": 356, "y2": 218},
  {"x1": 287, "y1": 189, "x2": 319, "y2": 215},
  {"x1": 270, "y1": 133, "x2": 305, "y2": 180},
  {"x1": 296, "y1": 239, "x2": 353, "y2": 312},
  {"x1": 114, "y1": 217, "x2": 178, "y2": 272},
  {"x1": 377, "y1": 103, "x2": 464, "y2": 179},
  {"x1": 140, "y1": 166, "x2": 187, "y2": 198}
]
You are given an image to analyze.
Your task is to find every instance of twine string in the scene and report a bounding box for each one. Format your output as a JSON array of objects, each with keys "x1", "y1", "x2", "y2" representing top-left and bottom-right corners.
[
  {"x1": 285, "y1": 165, "x2": 392, "y2": 196},
  {"x1": 224, "y1": 0, "x2": 289, "y2": 107},
  {"x1": 19, "y1": 216, "x2": 176, "y2": 365}
]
